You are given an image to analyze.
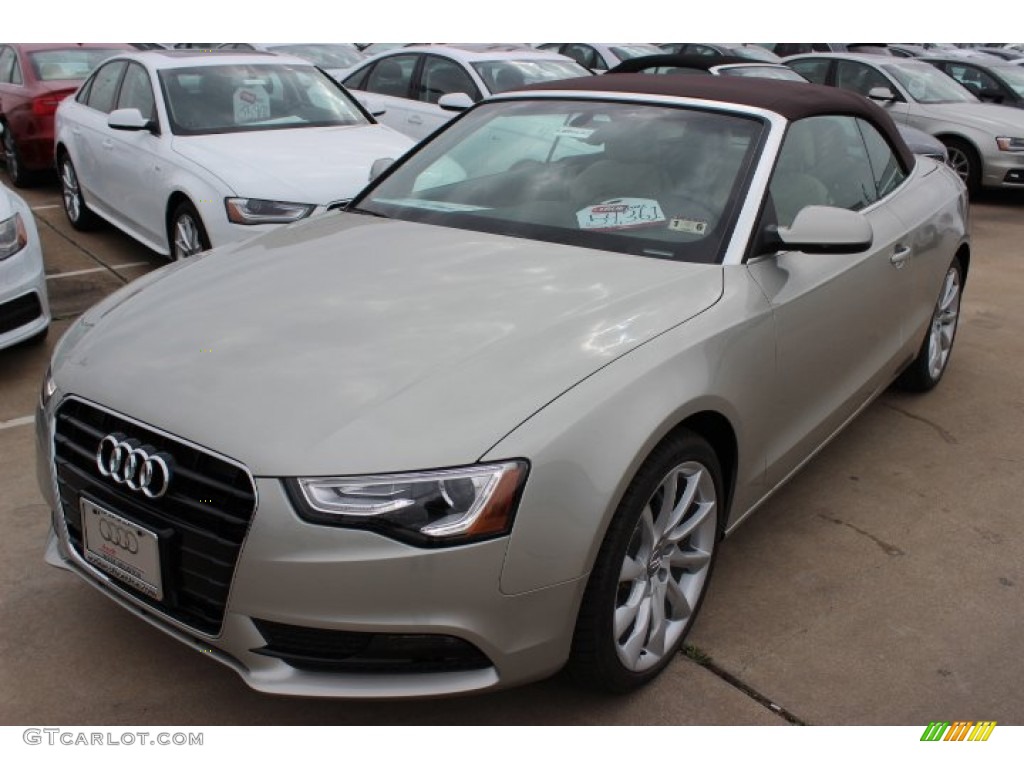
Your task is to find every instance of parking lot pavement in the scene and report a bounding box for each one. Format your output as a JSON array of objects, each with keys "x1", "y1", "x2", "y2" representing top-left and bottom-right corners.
[{"x1": 1, "y1": 178, "x2": 1022, "y2": 725}]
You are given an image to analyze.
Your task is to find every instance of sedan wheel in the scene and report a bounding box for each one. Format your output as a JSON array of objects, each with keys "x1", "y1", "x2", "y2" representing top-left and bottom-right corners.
[
  {"x1": 59, "y1": 156, "x2": 97, "y2": 230},
  {"x1": 897, "y1": 259, "x2": 964, "y2": 392},
  {"x1": 569, "y1": 431, "x2": 722, "y2": 692},
  {"x1": 3, "y1": 126, "x2": 35, "y2": 188},
  {"x1": 941, "y1": 138, "x2": 980, "y2": 195},
  {"x1": 170, "y1": 201, "x2": 210, "y2": 260}
]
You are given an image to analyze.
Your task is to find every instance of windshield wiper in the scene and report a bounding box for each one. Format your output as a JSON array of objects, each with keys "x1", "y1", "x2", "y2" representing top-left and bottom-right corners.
[{"x1": 347, "y1": 206, "x2": 389, "y2": 219}]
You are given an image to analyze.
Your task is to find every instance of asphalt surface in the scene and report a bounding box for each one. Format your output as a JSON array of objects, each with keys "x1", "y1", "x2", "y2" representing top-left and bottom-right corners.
[{"x1": 1, "y1": 174, "x2": 1022, "y2": 725}]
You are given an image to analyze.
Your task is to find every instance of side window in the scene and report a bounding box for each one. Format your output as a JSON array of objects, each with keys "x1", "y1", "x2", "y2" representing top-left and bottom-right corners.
[
  {"x1": 418, "y1": 56, "x2": 479, "y2": 104},
  {"x1": 773, "y1": 44, "x2": 814, "y2": 57},
  {"x1": 857, "y1": 119, "x2": 907, "y2": 198},
  {"x1": 116, "y1": 63, "x2": 156, "y2": 122},
  {"x1": 946, "y1": 64, "x2": 1000, "y2": 96},
  {"x1": 788, "y1": 58, "x2": 830, "y2": 85},
  {"x1": 537, "y1": 44, "x2": 563, "y2": 53},
  {"x1": 76, "y1": 72, "x2": 94, "y2": 103},
  {"x1": 769, "y1": 116, "x2": 878, "y2": 227},
  {"x1": 563, "y1": 45, "x2": 597, "y2": 70},
  {"x1": 85, "y1": 60, "x2": 127, "y2": 114},
  {"x1": 364, "y1": 54, "x2": 417, "y2": 99},
  {"x1": 11, "y1": 55, "x2": 21, "y2": 85},
  {"x1": 835, "y1": 60, "x2": 893, "y2": 97},
  {"x1": 688, "y1": 45, "x2": 719, "y2": 57},
  {"x1": 342, "y1": 64, "x2": 371, "y2": 91},
  {"x1": 0, "y1": 48, "x2": 14, "y2": 83}
]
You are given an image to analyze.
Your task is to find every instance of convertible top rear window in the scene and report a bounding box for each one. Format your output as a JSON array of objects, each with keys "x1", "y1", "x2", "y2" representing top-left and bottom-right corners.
[{"x1": 354, "y1": 99, "x2": 766, "y2": 264}]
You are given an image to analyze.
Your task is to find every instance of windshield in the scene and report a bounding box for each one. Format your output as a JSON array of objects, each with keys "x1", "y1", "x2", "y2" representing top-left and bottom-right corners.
[
  {"x1": 354, "y1": 99, "x2": 764, "y2": 264},
  {"x1": 882, "y1": 62, "x2": 977, "y2": 103},
  {"x1": 720, "y1": 65, "x2": 806, "y2": 81},
  {"x1": 993, "y1": 65, "x2": 1024, "y2": 97},
  {"x1": 472, "y1": 59, "x2": 592, "y2": 93},
  {"x1": 266, "y1": 44, "x2": 364, "y2": 69},
  {"x1": 158, "y1": 63, "x2": 370, "y2": 135},
  {"x1": 728, "y1": 46, "x2": 781, "y2": 63},
  {"x1": 610, "y1": 45, "x2": 665, "y2": 61},
  {"x1": 29, "y1": 49, "x2": 125, "y2": 81}
]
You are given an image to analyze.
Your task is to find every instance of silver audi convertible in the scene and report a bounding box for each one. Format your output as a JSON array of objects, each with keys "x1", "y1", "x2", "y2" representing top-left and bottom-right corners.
[{"x1": 36, "y1": 75, "x2": 969, "y2": 698}]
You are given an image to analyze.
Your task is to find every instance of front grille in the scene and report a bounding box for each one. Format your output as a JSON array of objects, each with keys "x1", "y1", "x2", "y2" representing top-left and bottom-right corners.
[
  {"x1": 54, "y1": 398, "x2": 257, "y2": 635},
  {"x1": 252, "y1": 619, "x2": 493, "y2": 674},
  {"x1": 0, "y1": 292, "x2": 42, "y2": 335}
]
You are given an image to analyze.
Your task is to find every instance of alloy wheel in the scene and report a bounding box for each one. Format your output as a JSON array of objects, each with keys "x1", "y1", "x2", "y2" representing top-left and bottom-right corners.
[
  {"x1": 173, "y1": 214, "x2": 203, "y2": 259},
  {"x1": 614, "y1": 461, "x2": 718, "y2": 672},
  {"x1": 928, "y1": 265, "x2": 961, "y2": 381},
  {"x1": 61, "y1": 159, "x2": 81, "y2": 223},
  {"x1": 946, "y1": 146, "x2": 970, "y2": 186}
]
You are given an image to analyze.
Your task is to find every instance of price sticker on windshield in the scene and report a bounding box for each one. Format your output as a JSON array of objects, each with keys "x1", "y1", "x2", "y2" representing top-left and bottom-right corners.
[
  {"x1": 233, "y1": 85, "x2": 271, "y2": 124},
  {"x1": 576, "y1": 198, "x2": 666, "y2": 231}
]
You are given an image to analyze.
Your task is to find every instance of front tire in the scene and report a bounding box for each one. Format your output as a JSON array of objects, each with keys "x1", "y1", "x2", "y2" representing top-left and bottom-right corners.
[
  {"x1": 941, "y1": 138, "x2": 981, "y2": 195},
  {"x1": 568, "y1": 430, "x2": 723, "y2": 692},
  {"x1": 896, "y1": 258, "x2": 964, "y2": 392},
  {"x1": 169, "y1": 200, "x2": 211, "y2": 260},
  {"x1": 59, "y1": 154, "x2": 98, "y2": 231}
]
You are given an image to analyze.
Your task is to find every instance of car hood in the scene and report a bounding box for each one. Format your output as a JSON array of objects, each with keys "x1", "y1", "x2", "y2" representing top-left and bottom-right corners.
[
  {"x1": 916, "y1": 101, "x2": 1024, "y2": 132},
  {"x1": 170, "y1": 125, "x2": 413, "y2": 204},
  {"x1": 55, "y1": 214, "x2": 723, "y2": 476}
]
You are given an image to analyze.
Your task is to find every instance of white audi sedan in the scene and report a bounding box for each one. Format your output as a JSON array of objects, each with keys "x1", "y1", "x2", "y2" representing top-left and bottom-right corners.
[
  {"x1": 0, "y1": 173, "x2": 49, "y2": 350},
  {"x1": 54, "y1": 50, "x2": 414, "y2": 259}
]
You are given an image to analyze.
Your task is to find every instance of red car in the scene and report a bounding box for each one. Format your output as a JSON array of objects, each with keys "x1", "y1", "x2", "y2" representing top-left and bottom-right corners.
[{"x1": 0, "y1": 43, "x2": 131, "y2": 186}]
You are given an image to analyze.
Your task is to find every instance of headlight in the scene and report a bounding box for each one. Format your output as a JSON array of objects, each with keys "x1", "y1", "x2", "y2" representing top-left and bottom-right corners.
[
  {"x1": 40, "y1": 365, "x2": 57, "y2": 409},
  {"x1": 995, "y1": 136, "x2": 1024, "y2": 152},
  {"x1": 0, "y1": 212, "x2": 28, "y2": 260},
  {"x1": 287, "y1": 460, "x2": 528, "y2": 546},
  {"x1": 224, "y1": 197, "x2": 315, "y2": 225}
]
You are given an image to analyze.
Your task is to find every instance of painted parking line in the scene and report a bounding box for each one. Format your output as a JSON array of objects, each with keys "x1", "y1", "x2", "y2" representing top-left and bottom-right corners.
[
  {"x1": 0, "y1": 415, "x2": 34, "y2": 431},
  {"x1": 31, "y1": 204, "x2": 62, "y2": 211},
  {"x1": 46, "y1": 262, "x2": 150, "y2": 280}
]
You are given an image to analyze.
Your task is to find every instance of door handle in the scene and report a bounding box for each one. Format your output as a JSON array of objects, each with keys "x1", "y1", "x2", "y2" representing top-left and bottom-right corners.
[
  {"x1": 407, "y1": 115, "x2": 423, "y2": 125},
  {"x1": 102, "y1": 139, "x2": 114, "y2": 150},
  {"x1": 890, "y1": 245, "x2": 912, "y2": 268}
]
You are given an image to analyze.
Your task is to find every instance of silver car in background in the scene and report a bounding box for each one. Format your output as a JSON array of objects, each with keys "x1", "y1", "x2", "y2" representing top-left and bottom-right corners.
[
  {"x1": 786, "y1": 52, "x2": 1024, "y2": 192},
  {"x1": 37, "y1": 75, "x2": 969, "y2": 698}
]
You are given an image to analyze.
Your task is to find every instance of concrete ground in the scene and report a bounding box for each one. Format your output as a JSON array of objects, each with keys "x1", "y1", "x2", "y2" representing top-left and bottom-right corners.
[{"x1": 1, "y1": 176, "x2": 1021, "y2": 725}]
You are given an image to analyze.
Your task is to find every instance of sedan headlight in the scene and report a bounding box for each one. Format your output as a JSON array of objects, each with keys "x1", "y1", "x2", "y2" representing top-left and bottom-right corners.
[
  {"x1": 225, "y1": 198, "x2": 315, "y2": 225},
  {"x1": 40, "y1": 365, "x2": 57, "y2": 409},
  {"x1": 995, "y1": 136, "x2": 1024, "y2": 152},
  {"x1": 0, "y1": 212, "x2": 28, "y2": 260},
  {"x1": 288, "y1": 461, "x2": 528, "y2": 546}
]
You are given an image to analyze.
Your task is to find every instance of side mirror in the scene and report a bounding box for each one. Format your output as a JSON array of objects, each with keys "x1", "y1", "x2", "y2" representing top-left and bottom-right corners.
[
  {"x1": 108, "y1": 108, "x2": 155, "y2": 133},
  {"x1": 867, "y1": 85, "x2": 897, "y2": 102},
  {"x1": 772, "y1": 205, "x2": 874, "y2": 254},
  {"x1": 438, "y1": 92, "x2": 474, "y2": 112},
  {"x1": 369, "y1": 157, "x2": 394, "y2": 182}
]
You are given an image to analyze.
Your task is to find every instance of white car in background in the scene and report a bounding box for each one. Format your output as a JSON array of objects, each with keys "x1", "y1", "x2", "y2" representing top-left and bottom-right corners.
[
  {"x1": 217, "y1": 44, "x2": 367, "y2": 80},
  {"x1": 0, "y1": 171, "x2": 49, "y2": 350},
  {"x1": 55, "y1": 50, "x2": 413, "y2": 259},
  {"x1": 342, "y1": 44, "x2": 591, "y2": 140},
  {"x1": 536, "y1": 43, "x2": 664, "y2": 73}
]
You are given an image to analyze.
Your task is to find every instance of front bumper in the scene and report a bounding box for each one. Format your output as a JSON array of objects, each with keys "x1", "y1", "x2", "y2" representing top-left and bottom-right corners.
[
  {"x1": 0, "y1": 223, "x2": 50, "y2": 350},
  {"x1": 37, "y1": 399, "x2": 583, "y2": 698},
  {"x1": 982, "y1": 147, "x2": 1024, "y2": 187}
]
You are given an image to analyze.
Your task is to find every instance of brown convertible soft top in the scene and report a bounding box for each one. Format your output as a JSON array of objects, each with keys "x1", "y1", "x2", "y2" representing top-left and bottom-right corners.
[{"x1": 517, "y1": 73, "x2": 915, "y2": 171}]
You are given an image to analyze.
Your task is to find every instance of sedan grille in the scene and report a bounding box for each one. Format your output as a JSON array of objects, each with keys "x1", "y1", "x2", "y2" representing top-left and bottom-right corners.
[
  {"x1": 0, "y1": 292, "x2": 43, "y2": 335},
  {"x1": 53, "y1": 398, "x2": 257, "y2": 635}
]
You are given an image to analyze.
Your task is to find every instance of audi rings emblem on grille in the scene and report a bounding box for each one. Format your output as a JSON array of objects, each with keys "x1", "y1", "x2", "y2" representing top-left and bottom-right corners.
[
  {"x1": 98, "y1": 517, "x2": 140, "y2": 554},
  {"x1": 96, "y1": 433, "x2": 173, "y2": 499}
]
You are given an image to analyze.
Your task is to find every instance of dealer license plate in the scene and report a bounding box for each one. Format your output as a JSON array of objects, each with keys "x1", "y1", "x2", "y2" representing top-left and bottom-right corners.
[{"x1": 81, "y1": 499, "x2": 164, "y2": 601}]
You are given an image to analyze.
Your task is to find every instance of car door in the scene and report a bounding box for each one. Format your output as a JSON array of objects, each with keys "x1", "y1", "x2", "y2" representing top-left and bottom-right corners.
[
  {"x1": 68, "y1": 59, "x2": 128, "y2": 215},
  {"x1": 102, "y1": 62, "x2": 166, "y2": 245},
  {"x1": 746, "y1": 115, "x2": 916, "y2": 485},
  {"x1": 406, "y1": 54, "x2": 482, "y2": 139},
  {"x1": 834, "y1": 59, "x2": 912, "y2": 124},
  {"x1": 345, "y1": 53, "x2": 422, "y2": 137}
]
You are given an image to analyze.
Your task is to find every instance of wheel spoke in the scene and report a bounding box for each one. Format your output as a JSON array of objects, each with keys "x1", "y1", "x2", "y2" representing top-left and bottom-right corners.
[
  {"x1": 646, "y1": 582, "x2": 668, "y2": 657},
  {"x1": 669, "y1": 546, "x2": 711, "y2": 571},
  {"x1": 665, "y1": 576, "x2": 694, "y2": 620},
  {"x1": 614, "y1": 589, "x2": 644, "y2": 638},
  {"x1": 619, "y1": 554, "x2": 645, "y2": 584},
  {"x1": 619, "y1": 595, "x2": 652, "y2": 666},
  {"x1": 666, "y1": 499, "x2": 715, "y2": 544},
  {"x1": 655, "y1": 472, "x2": 678, "y2": 536}
]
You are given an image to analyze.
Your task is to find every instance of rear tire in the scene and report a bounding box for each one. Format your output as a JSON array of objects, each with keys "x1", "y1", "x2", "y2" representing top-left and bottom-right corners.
[
  {"x1": 896, "y1": 258, "x2": 963, "y2": 392},
  {"x1": 568, "y1": 430, "x2": 723, "y2": 693},
  {"x1": 3, "y1": 124, "x2": 38, "y2": 188}
]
